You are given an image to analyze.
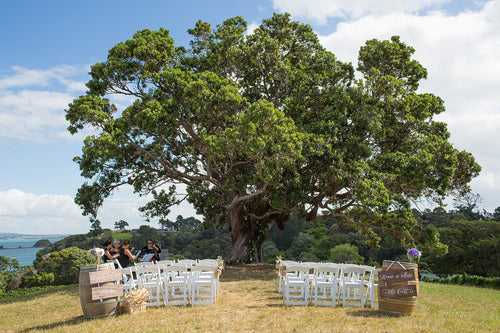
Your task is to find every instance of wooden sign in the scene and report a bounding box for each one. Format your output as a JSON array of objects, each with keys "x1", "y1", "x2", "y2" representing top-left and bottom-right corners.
[
  {"x1": 89, "y1": 269, "x2": 122, "y2": 284},
  {"x1": 91, "y1": 285, "x2": 123, "y2": 300},
  {"x1": 379, "y1": 269, "x2": 415, "y2": 282},
  {"x1": 379, "y1": 284, "x2": 418, "y2": 298}
]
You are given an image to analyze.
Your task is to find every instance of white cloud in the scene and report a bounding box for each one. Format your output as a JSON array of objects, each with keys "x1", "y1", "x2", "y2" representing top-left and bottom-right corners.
[
  {"x1": 0, "y1": 189, "x2": 89, "y2": 234},
  {"x1": 0, "y1": 65, "x2": 88, "y2": 91},
  {"x1": 0, "y1": 188, "x2": 200, "y2": 234},
  {"x1": 272, "y1": 0, "x2": 453, "y2": 24},
  {"x1": 0, "y1": 90, "x2": 74, "y2": 142},
  {"x1": 0, "y1": 66, "x2": 88, "y2": 143}
]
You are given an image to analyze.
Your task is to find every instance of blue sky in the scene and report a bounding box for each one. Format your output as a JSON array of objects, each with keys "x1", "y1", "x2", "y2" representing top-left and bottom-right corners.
[{"x1": 1, "y1": 0, "x2": 499, "y2": 234}]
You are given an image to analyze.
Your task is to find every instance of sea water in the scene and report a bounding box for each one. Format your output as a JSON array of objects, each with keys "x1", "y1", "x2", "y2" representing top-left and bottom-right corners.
[{"x1": 0, "y1": 238, "x2": 63, "y2": 267}]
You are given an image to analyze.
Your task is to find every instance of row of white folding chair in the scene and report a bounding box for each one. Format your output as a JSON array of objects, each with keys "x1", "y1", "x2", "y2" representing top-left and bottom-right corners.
[
  {"x1": 278, "y1": 262, "x2": 376, "y2": 308},
  {"x1": 123, "y1": 263, "x2": 217, "y2": 307}
]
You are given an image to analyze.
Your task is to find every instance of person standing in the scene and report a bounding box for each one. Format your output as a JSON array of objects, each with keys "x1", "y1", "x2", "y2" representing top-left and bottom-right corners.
[
  {"x1": 118, "y1": 239, "x2": 136, "y2": 268},
  {"x1": 102, "y1": 240, "x2": 119, "y2": 262}
]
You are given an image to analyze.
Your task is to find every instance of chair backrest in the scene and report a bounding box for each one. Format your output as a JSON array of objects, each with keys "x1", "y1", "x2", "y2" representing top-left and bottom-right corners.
[
  {"x1": 285, "y1": 265, "x2": 310, "y2": 278},
  {"x1": 113, "y1": 258, "x2": 123, "y2": 269},
  {"x1": 135, "y1": 261, "x2": 154, "y2": 267},
  {"x1": 121, "y1": 267, "x2": 134, "y2": 282},
  {"x1": 342, "y1": 266, "x2": 366, "y2": 283},
  {"x1": 163, "y1": 264, "x2": 189, "y2": 281},
  {"x1": 136, "y1": 265, "x2": 161, "y2": 284},
  {"x1": 314, "y1": 265, "x2": 340, "y2": 277},
  {"x1": 157, "y1": 259, "x2": 173, "y2": 266},
  {"x1": 177, "y1": 259, "x2": 197, "y2": 266},
  {"x1": 197, "y1": 259, "x2": 217, "y2": 266},
  {"x1": 191, "y1": 264, "x2": 215, "y2": 280}
]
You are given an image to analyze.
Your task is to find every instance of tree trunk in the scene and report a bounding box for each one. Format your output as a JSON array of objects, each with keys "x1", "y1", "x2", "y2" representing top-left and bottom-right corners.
[{"x1": 226, "y1": 206, "x2": 258, "y2": 262}]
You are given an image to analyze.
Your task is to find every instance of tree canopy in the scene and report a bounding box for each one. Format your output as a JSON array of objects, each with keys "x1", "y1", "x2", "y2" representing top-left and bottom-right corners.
[{"x1": 66, "y1": 13, "x2": 480, "y2": 261}]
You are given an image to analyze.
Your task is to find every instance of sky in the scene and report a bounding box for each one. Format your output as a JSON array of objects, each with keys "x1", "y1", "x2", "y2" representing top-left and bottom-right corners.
[{"x1": 0, "y1": 0, "x2": 499, "y2": 235}]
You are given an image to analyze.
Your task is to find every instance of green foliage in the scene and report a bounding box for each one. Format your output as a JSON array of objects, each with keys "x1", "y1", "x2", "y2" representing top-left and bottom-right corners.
[
  {"x1": 421, "y1": 274, "x2": 500, "y2": 290},
  {"x1": 262, "y1": 241, "x2": 279, "y2": 263},
  {"x1": 114, "y1": 219, "x2": 129, "y2": 230},
  {"x1": 425, "y1": 220, "x2": 500, "y2": 277},
  {"x1": 329, "y1": 243, "x2": 364, "y2": 264},
  {"x1": 0, "y1": 285, "x2": 63, "y2": 300},
  {"x1": 66, "y1": 13, "x2": 479, "y2": 261},
  {"x1": 0, "y1": 256, "x2": 27, "y2": 293},
  {"x1": 34, "y1": 247, "x2": 94, "y2": 285},
  {"x1": 22, "y1": 271, "x2": 55, "y2": 288}
]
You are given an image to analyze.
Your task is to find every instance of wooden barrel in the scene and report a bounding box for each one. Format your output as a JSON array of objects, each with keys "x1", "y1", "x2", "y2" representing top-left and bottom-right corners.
[
  {"x1": 378, "y1": 260, "x2": 419, "y2": 315},
  {"x1": 79, "y1": 263, "x2": 119, "y2": 319}
]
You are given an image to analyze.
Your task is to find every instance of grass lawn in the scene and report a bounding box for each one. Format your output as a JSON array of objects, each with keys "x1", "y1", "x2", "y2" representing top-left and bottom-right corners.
[{"x1": 1, "y1": 264, "x2": 499, "y2": 332}]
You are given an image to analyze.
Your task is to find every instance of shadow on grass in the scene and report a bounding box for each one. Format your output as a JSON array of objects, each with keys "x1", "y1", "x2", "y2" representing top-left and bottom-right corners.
[
  {"x1": 221, "y1": 264, "x2": 276, "y2": 282},
  {"x1": 347, "y1": 308, "x2": 408, "y2": 318},
  {"x1": 19, "y1": 315, "x2": 88, "y2": 332}
]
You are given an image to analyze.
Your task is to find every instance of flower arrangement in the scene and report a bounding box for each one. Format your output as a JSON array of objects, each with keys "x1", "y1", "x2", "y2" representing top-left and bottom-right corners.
[
  {"x1": 407, "y1": 248, "x2": 422, "y2": 263},
  {"x1": 122, "y1": 287, "x2": 149, "y2": 306},
  {"x1": 275, "y1": 255, "x2": 284, "y2": 269},
  {"x1": 89, "y1": 248, "x2": 105, "y2": 265},
  {"x1": 215, "y1": 256, "x2": 225, "y2": 275}
]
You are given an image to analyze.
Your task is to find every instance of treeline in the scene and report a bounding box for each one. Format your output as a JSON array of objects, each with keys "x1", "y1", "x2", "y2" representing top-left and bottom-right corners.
[
  {"x1": 37, "y1": 208, "x2": 500, "y2": 277},
  {"x1": 1, "y1": 206, "x2": 498, "y2": 294}
]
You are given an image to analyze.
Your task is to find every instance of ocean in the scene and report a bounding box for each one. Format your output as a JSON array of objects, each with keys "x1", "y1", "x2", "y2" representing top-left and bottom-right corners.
[{"x1": 0, "y1": 237, "x2": 64, "y2": 267}]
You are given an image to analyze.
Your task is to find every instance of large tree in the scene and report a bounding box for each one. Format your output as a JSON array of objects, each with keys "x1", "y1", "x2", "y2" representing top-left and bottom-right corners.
[{"x1": 66, "y1": 14, "x2": 480, "y2": 261}]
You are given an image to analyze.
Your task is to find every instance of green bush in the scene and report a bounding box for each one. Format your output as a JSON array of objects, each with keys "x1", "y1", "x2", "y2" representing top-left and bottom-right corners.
[
  {"x1": 34, "y1": 247, "x2": 94, "y2": 285},
  {"x1": 22, "y1": 271, "x2": 55, "y2": 288},
  {"x1": 421, "y1": 274, "x2": 500, "y2": 290},
  {"x1": 329, "y1": 243, "x2": 364, "y2": 264}
]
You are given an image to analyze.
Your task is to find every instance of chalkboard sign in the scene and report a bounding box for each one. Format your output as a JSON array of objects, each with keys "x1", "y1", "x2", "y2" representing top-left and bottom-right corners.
[
  {"x1": 379, "y1": 268, "x2": 415, "y2": 282},
  {"x1": 379, "y1": 284, "x2": 418, "y2": 298}
]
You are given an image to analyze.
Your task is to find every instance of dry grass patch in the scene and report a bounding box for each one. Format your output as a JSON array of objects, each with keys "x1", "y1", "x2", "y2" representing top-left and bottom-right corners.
[{"x1": 1, "y1": 264, "x2": 499, "y2": 332}]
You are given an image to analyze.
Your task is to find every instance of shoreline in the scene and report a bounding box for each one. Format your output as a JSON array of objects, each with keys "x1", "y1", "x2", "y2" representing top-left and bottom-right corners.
[{"x1": 0, "y1": 246, "x2": 45, "y2": 250}]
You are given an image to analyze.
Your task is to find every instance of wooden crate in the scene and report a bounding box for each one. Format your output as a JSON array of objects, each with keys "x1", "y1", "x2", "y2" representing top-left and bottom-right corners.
[{"x1": 119, "y1": 303, "x2": 146, "y2": 315}]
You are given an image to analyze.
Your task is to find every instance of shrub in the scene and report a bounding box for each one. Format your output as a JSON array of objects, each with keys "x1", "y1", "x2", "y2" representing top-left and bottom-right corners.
[
  {"x1": 329, "y1": 243, "x2": 364, "y2": 264},
  {"x1": 34, "y1": 247, "x2": 94, "y2": 285}
]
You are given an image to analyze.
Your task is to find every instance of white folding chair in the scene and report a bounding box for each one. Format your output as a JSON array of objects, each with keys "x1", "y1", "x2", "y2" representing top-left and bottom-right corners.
[
  {"x1": 157, "y1": 259, "x2": 174, "y2": 266},
  {"x1": 277, "y1": 261, "x2": 299, "y2": 294},
  {"x1": 341, "y1": 266, "x2": 366, "y2": 307},
  {"x1": 177, "y1": 259, "x2": 197, "y2": 267},
  {"x1": 162, "y1": 264, "x2": 189, "y2": 306},
  {"x1": 190, "y1": 265, "x2": 217, "y2": 306},
  {"x1": 361, "y1": 266, "x2": 378, "y2": 308},
  {"x1": 198, "y1": 259, "x2": 217, "y2": 266},
  {"x1": 283, "y1": 265, "x2": 310, "y2": 306},
  {"x1": 135, "y1": 261, "x2": 154, "y2": 267},
  {"x1": 121, "y1": 267, "x2": 136, "y2": 294},
  {"x1": 313, "y1": 265, "x2": 340, "y2": 307},
  {"x1": 136, "y1": 265, "x2": 162, "y2": 307},
  {"x1": 113, "y1": 258, "x2": 123, "y2": 269}
]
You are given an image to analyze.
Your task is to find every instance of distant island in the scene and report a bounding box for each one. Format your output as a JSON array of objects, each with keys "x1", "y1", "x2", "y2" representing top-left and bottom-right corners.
[
  {"x1": 0, "y1": 233, "x2": 69, "y2": 240},
  {"x1": 33, "y1": 239, "x2": 52, "y2": 247}
]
